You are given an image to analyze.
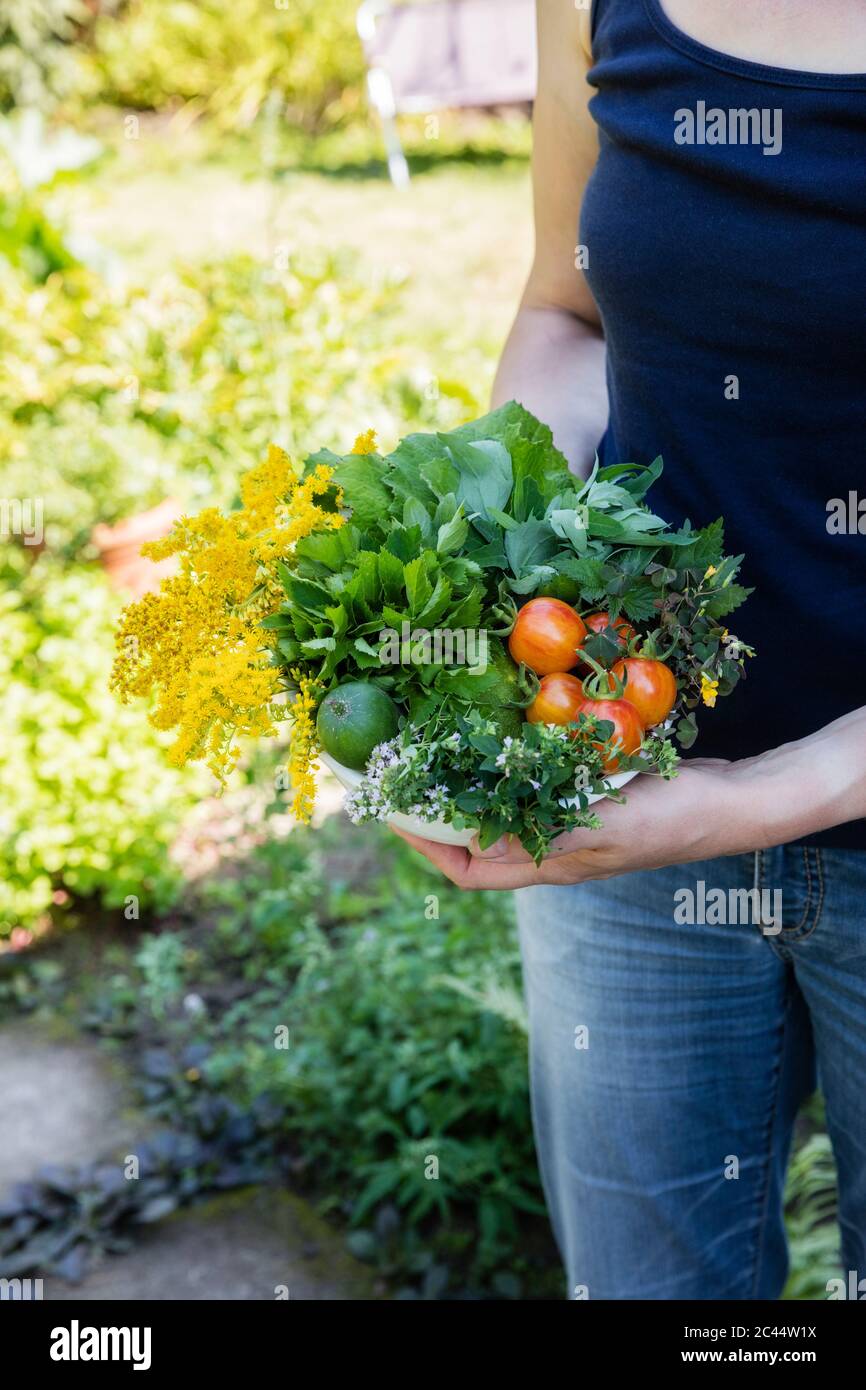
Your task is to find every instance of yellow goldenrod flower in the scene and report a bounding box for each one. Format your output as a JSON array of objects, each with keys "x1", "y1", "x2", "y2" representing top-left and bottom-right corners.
[
  {"x1": 287, "y1": 671, "x2": 320, "y2": 823},
  {"x1": 111, "y1": 445, "x2": 341, "y2": 786},
  {"x1": 351, "y1": 428, "x2": 378, "y2": 455},
  {"x1": 700, "y1": 672, "x2": 720, "y2": 708}
]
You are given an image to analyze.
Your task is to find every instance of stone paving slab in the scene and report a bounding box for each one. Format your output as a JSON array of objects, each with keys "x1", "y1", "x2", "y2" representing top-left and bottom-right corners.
[
  {"x1": 0, "y1": 1018, "x2": 136, "y2": 1197},
  {"x1": 43, "y1": 1188, "x2": 381, "y2": 1301}
]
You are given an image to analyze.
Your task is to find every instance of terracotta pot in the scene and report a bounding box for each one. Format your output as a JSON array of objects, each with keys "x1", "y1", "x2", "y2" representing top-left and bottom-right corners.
[{"x1": 92, "y1": 497, "x2": 184, "y2": 598}]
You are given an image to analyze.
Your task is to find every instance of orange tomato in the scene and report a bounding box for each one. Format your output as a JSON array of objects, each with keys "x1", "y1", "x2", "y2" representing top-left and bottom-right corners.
[
  {"x1": 526, "y1": 672, "x2": 585, "y2": 725},
  {"x1": 508, "y1": 598, "x2": 587, "y2": 677},
  {"x1": 611, "y1": 657, "x2": 677, "y2": 729}
]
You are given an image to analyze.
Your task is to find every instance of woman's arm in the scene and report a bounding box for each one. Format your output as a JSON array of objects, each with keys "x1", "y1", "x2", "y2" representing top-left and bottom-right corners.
[{"x1": 492, "y1": 0, "x2": 607, "y2": 474}]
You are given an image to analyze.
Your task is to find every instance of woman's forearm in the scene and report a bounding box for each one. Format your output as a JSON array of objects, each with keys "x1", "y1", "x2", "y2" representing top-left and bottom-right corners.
[
  {"x1": 736, "y1": 703, "x2": 866, "y2": 847},
  {"x1": 491, "y1": 304, "x2": 608, "y2": 476}
]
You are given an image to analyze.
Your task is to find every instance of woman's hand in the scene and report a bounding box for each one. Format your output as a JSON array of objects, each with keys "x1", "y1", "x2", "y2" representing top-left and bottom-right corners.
[{"x1": 391, "y1": 760, "x2": 753, "y2": 891}]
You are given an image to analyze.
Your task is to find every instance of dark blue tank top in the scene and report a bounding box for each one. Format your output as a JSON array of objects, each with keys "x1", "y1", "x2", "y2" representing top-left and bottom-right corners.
[{"x1": 581, "y1": 0, "x2": 866, "y2": 850}]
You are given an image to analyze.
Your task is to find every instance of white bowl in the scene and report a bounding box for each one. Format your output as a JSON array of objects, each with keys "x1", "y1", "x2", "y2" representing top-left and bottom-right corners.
[{"x1": 320, "y1": 752, "x2": 640, "y2": 848}]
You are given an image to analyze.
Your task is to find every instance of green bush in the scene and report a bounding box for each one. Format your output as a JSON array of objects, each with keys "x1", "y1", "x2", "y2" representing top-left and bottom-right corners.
[
  {"x1": 0, "y1": 547, "x2": 198, "y2": 936},
  {"x1": 87, "y1": 0, "x2": 366, "y2": 133}
]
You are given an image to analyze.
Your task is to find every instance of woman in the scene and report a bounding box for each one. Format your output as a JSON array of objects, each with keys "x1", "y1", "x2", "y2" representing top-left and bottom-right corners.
[{"x1": 396, "y1": 0, "x2": 866, "y2": 1298}]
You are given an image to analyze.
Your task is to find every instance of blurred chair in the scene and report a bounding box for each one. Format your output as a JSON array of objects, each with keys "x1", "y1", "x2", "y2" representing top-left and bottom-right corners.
[{"x1": 357, "y1": 0, "x2": 536, "y2": 187}]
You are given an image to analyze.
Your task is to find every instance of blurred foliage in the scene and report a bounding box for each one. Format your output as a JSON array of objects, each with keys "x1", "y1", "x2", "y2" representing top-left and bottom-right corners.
[
  {"x1": 0, "y1": 0, "x2": 90, "y2": 113},
  {"x1": 0, "y1": 200, "x2": 483, "y2": 558},
  {"x1": 86, "y1": 0, "x2": 366, "y2": 133},
  {"x1": 782, "y1": 1104, "x2": 841, "y2": 1300},
  {"x1": 68, "y1": 820, "x2": 558, "y2": 1296},
  {"x1": 0, "y1": 546, "x2": 199, "y2": 937}
]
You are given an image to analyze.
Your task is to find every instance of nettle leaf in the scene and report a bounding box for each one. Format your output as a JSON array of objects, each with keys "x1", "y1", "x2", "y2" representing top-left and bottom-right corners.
[
  {"x1": 620, "y1": 580, "x2": 660, "y2": 622},
  {"x1": 553, "y1": 553, "x2": 609, "y2": 597},
  {"x1": 617, "y1": 544, "x2": 660, "y2": 575},
  {"x1": 676, "y1": 518, "x2": 725, "y2": 569}
]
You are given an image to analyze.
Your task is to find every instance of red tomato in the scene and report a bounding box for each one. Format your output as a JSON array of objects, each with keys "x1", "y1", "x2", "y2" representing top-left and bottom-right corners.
[
  {"x1": 526, "y1": 672, "x2": 585, "y2": 726},
  {"x1": 611, "y1": 657, "x2": 677, "y2": 729},
  {"x1": 508, "y1": 598, "x2": 587, "y2": 677},
  {"x1": 575, "y1": 695, "x2": 644, "y2": 773}
]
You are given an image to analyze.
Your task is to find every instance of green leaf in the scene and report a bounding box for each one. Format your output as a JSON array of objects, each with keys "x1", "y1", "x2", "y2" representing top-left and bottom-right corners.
[
  {"x1": 404, "y1": 554, "x2": 434, "y2": 616},
  {"x1": 403, "y1": 495, "x2": 434, "y2": 544},
  {"x1": 439, "y1": 435, "x2": 513, "y2": 524},
  {"x1": 700, "y1": 584, "x2": 752, "y2": 619},
  {"x1": 436, "y1": 508, "x2": 469, "y2": 556},
  {"x1": 504, "y1": 518, "x2": 559, "y2": 578},
  {"x1": 416, "y1": 572, "x2": 454, "y2": 627},
  {"x1": 620, "y1": 580, "x2": 660, "y2": 622},
  {"x1": 324, "y1": 452, "x2": 390, "y2": 532},
  {"x1": 553, "y1": 553, "x2": 609, "y2": 597},
  {"x1": 385, "y1": 434, "x2": 453, "y2": 508},
  {"x1": 376, "y1": 547, "x2": 406, "y2": 604}
]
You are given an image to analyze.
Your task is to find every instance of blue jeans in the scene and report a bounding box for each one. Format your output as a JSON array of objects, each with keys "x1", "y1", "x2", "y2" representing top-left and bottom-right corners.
[{"x1": 516, "y1": 845, "x2": 866, "y2": 1299}]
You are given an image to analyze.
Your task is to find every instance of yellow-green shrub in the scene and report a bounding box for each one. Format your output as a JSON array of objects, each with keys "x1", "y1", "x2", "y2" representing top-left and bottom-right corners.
[
  {"x1": 0, "y1": 548, "x2": 199, "y2": 936},
  {"x1": 87, "y1": 0, "x2": 366, "y2": 132}
]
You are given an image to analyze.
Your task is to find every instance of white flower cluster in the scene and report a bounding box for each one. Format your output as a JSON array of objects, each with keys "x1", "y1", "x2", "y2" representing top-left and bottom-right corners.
[
  {"x1": 493, "y1": 731, "x2": 566, "y2": 788},
  {"x1": 345, "y1": 738, "x2": 454, "y2": 826}
]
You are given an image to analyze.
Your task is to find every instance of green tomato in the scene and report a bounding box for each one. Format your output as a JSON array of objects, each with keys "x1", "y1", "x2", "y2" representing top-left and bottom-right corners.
[{"x1": 316, "y1": 682, "x2": 400, "y2": 771}]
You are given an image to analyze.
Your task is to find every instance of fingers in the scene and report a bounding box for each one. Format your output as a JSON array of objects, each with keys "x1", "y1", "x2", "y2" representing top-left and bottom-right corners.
[{"x1": 389, "y1": 826, "x2": 541, "y2": 891}]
